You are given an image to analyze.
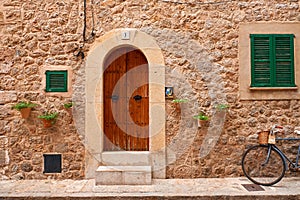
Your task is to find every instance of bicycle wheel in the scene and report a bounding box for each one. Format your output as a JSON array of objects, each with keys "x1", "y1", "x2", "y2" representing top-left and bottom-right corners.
[{"x1": 242, "y1": 145, "x2": 285, "y2": 186}]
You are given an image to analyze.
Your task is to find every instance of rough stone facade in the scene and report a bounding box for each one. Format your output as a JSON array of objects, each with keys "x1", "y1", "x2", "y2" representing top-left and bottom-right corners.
[
  {"x1": 1, "y1": 0, "x2": 300, "y2": 180},
  {"x1": 0, "y1": 0, "x2": 85, "y2": 180}
]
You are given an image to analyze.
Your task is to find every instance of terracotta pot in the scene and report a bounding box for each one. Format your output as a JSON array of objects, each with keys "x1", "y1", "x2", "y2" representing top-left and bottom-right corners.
[
  {"x1": 41, "y1": 119, "x2": 54, "y2": 128},
  {"x1": 20, "y1": 108, "x2": 32, "y2": 119},
  {"x1": 198, "y1": 120, "x2": 210, "y2": 128}
]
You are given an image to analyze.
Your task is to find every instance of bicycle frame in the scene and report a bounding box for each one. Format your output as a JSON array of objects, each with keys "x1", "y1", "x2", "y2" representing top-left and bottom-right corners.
[
  {"x1": 265, "y1": 138, "x2": 300, "y2": 170},
  {"x1": 242, "y1": 125, "x2": 300, "y2": 186}
]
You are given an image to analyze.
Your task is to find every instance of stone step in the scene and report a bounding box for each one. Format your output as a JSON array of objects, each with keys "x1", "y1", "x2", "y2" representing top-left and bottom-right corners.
[
  {"x1": 101, "y1": 151, "x2": 150, "y2": 166},
  {"x1": 95, "y1": 166, "x2": 151, "y2": 185}
]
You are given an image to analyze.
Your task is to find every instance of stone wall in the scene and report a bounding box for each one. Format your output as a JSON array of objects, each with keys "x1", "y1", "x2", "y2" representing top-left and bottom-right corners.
[
  {"x1": 1, "y1": 0, "x2": 300, "y2": 180},
  {"x1": 0, "y1": 0, "x2": 85, "y2": 180}
]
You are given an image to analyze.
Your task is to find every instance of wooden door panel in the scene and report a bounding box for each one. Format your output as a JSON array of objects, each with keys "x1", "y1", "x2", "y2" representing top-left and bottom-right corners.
[
  {"x1": 127, "y1": 49, "x2": 149, "y2": 151},
  {"x1": 104, "y1": 48, "x2": 127, "y2": 151},
  {"x1": 104, "y1": 47, "x2": 149, "y2": 151}
]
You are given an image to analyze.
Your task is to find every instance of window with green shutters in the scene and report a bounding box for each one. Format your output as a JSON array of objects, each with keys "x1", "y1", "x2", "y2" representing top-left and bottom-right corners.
[
  {"x1": 250, "y1": 34, "x2": 295, "y2": 87},
  {"x1": 45, "y1": 70, "x2": 68, "y2": 92}
]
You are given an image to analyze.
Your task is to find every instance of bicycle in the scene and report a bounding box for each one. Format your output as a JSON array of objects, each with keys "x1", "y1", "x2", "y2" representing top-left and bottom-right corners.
[{"x1": 241, "y1": 124, "x2": 300, "y2": 186}]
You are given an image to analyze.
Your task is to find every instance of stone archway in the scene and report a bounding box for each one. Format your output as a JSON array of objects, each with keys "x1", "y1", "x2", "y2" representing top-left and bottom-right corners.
[{"x1": 85, "y1": 29, "x2": 166, "y2": 180}]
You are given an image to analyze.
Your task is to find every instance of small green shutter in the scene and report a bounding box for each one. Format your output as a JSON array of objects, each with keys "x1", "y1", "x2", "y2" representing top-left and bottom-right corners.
[
  {"x1": 251, "y1": 35, "x2": 272, "y2": 87},
  {"x1": 274, "y1": 35, "x2": 295, "y2": 87},
  {"x1": 45, "y1": 70, "x2": 68, "y2": 92},
  {"x1": 250, "y1": 34, "x2": 295, "y2": 87}
]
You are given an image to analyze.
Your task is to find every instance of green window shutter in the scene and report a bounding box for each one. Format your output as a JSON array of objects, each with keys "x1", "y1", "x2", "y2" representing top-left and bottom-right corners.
[
  {"x1": 45, "y1": 70, "x2": 68, "y2": 92},
  {"x1": 274, "y1": 34, "x2": 295, "y2": 87},
  {"x1": 250, "y1": 34, "x2": 295, "y2": 87},
  {"x1": 250, "y1": 35, "x2": 272, "y2": 87}
]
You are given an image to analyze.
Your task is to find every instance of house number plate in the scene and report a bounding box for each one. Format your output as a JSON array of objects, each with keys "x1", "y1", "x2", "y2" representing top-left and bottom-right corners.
[{"x1": 121, "y1": 31, "x2": 130, "y2": 40}]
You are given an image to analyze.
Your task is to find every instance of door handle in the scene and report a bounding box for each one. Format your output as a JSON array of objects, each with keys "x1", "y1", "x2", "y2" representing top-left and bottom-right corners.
[
  {"x1": 111, "y1": 95, "x2": 119, "y2": 102},
  {"x1": 133, "y1": 95, "x2": 142, "y2": 101}
]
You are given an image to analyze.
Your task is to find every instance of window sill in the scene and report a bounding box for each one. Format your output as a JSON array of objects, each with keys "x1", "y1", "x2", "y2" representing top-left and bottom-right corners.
[{"x1": 249, "y1": 87, "x2": 298, "y2": 91}]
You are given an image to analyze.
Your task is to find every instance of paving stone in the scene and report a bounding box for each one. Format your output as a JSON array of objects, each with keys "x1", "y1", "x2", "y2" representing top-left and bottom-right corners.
[{"x1": 0, "y1": 175, "x2": 300, "y2": 199}]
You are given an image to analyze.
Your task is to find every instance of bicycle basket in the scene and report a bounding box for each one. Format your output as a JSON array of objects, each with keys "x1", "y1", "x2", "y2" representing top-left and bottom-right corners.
[{"x1": 258, "y1": 131, "x2": 269, "y2": 145}]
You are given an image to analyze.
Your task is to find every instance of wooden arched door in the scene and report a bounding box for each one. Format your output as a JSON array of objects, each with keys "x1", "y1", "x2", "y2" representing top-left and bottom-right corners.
[{"x1": 103, "y1": 47, "x2": 149, "y2": 151}]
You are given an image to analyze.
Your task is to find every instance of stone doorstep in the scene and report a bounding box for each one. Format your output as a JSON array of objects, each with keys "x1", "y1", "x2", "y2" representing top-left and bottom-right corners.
[
  {"x1": 101, "y1": 151, "x2": 150, "y2": 166},
  {"x1": 95, "y1": 166, "x2": 152, "y2": 185}
]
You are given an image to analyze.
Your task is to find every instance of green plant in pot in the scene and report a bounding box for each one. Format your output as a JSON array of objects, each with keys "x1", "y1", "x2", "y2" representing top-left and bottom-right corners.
[
  {"x1": 172, "y1": 99, "x2": 188, "y2": 103},
  {"x1": 38, "y1": 112, "x2": 58, "y2": 128},
  {"x1": 172, "y1": 99, "x2": 188, "y2": 111},
  {"x1": 193, "y1": 111, "x2": 209, "y2": 128},
  {"x1": 193, "y1": 112, "x2": 209, "y2": 121},
  {"x1": 215, "y1": 103, "x2": 229, "y2": 112},
  {"x1": 12, "y1": 101, "x2": 37, "y2": 119},
  {"x1": 63, "y1": 102, "x2": 74, "y2": 109}
]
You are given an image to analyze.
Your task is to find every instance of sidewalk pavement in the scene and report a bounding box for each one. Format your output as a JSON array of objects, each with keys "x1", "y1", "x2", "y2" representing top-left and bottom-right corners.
[{"x1": 0, "y1": 177, "x2": 300, "y2": 199}]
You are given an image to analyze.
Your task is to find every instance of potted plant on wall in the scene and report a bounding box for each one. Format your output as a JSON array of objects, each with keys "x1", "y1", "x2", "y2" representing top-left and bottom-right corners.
[
  {"x1": 172, "y1": 99, "x2": 188, "y2": 103},
  {"x1": 193, "y1": 111, "x2": 209, "y2": 128},
  {"x1": 215, "y1": 103, "x2": 229, "y2": 112},
  {"x1": 38, "y1": 112, "x2": 58, "y2": 128},
  {"x1": 12, "y1": 101, "x2": 37, "y2": 119},
  {"x1": 63, "y1": 102, "x2": 73, "y2": 109},
  {"x1": 215, "y1": 103, "x2": 229, "y2": 119},
  {"x1": 172, "y1": 99, "x2": 188, "y2": 111},
  {"x1": 63, "y1": 101, "x2": 73, "y2": 115}
]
